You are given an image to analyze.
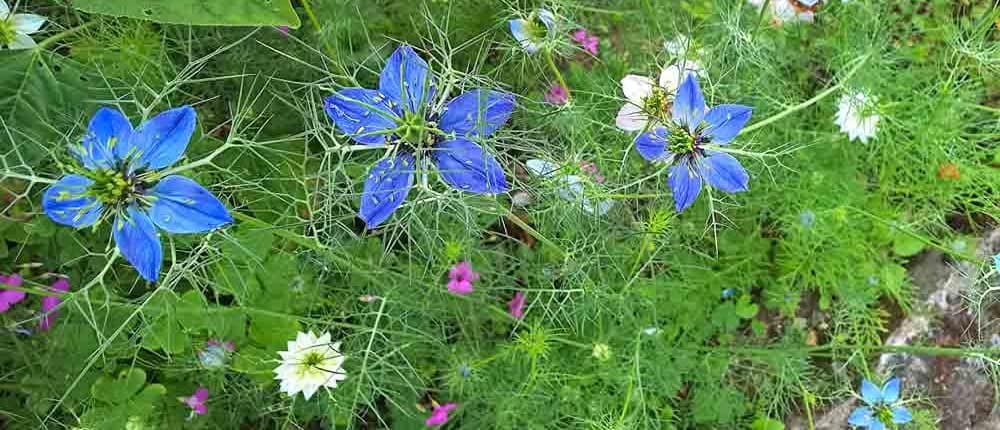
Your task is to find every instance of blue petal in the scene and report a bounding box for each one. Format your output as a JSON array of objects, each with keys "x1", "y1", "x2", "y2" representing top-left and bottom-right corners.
[
  {"x1": 869, "y1": 420, "x2": 885, "y2": 430},
  {"x1": 861, "y1": 379, "x2": 883, "y2": 405},
  {"x1": 667, "y1": 162, "x2": 702, "y2": 212},
  {"x1": 133, "y1": 106, "x2": 197, "y2": 170},
  {"x1": 42, "y1": 174, "x2": 103, "y2": 228},
  {"x1": 635, "y1": 127, "x2": 671, "y2": 162},
  {"x1": 147, "y1": 175, "x2": 232, "y2": 234},
  {"x1": 378, "y1": 46, "x2": 435, "y2": 115},
  {"x1": 359, "y1": 153, "x2": 415, "y2": 229},
  {"x1": 699, "y1": 151, "x2": 749, "y2": 193},
  {"x1": 672, "y1": 74, "x2": 705, "y2": 131},
  {"x1": 848, "y1": 407, "x2": 874, "y2": 426},
  {"x1": 433, "y1": 138, "x2": 508, "y2": 194},
  {"x1": 538, "y1": 9, "x2": 557, "y2": 35},
  {"x1": 439, "y1": 90, "x2": 515, "y2": 138},
  {"x1": 324, "y1": 88, "x2": 400, "y2": 145},
  {"x1": 75, "y1": 107, "x2": 132, "y2": 169},
  {"x1": 891, "y1": 406, "x2": 912, "y2": 424},
  {"x1": 509, "y1": 19, "x2": 540, "y2": 54},
  {"x1": 881, "y1": 378, "x2": 901, "y2": 404},
  {"x1": 113, "y1": 207, "x2": 162, "y2": 282},
  {"x1": 702, "y1": 104, "x2": 752, "y2": 145}
]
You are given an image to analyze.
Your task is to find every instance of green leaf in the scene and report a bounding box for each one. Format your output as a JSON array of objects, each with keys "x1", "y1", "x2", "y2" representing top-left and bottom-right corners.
[
  {"x1": 143, "y1": 316, "x2": 189, "y2": 354},
  {"x1": 249, "y1": 314, "x2": 300, "y2": 350},
  {"x1": 735, "y1": 296, "x2": 760, "y2": 319},
  {"x1": 891, "y1": 231, "x2": 925, "y2": 257},
  {"x1": 751, "y1": 417, "x2": 785, "y2": 430},
  {"x1": 91, "y1": 368, "x2": 147, "y2": 405},
  {"x1": 221, "y1": 227, "x2": 274, "y2": 263},
  {"x1": 71, "y1": 0, "x2": 301, "y2": 28}
]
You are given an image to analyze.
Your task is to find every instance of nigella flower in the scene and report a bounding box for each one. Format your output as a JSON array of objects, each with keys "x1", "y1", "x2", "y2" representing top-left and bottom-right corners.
[
  {"x1": 721, "y1": 288, "x2": 736, "y2": 299},
  {"x1": 508, "y1": 291, "x2": 526, "y2": 319},
  {"x1": 0, "y1": 0, "x2": 46, "y2": 50},
  {"x1": 447, "y1": 261, "x2": 479, "y2": 295},
  {"x1": 39, "y1": 277, "x2": 70, "y2": 331},
  {"x1": 616, "y1": 60, "x2": 701, "y2": 131},
  {"x1": 544, "y1": 83, "x2": 569, "y2": 105},
  {"x1": 0, "y1": 273, "x2": 25, "y2": 312},
  {"x1": 848, "y1": 377, "x2": 913, "y2": 429},
  {"x1": 198, "y1": 339, "x2": 235, "y2": 369},
  {"x1": 179, "y1": 386, "x2": 209, "y2": 418},
  {"x1": 42, "y1": 106, "x2": 233, "y2": 282},
  {"x1": 835, "y1": 91, "x2": 880, "y2": 143},
  {"x1": 425, "y1": 402, "x2": 457, "y2": 427},
  {"x1": 572, "y1": 29, "x2": 598, "y2": 56},
  {"x1": 274, "y1": 331, "x2": 347, "y2": 400},
  {"x1": 633, "y1": 74, "x2": 752, "y2": 212},
  {"x1": 526, "y1": 159, "x2": 614, "y2": 215},
  {"x1": 325, "y1": 46, "x2": 514, "y2": 228},
  {"x1": 748, "y1": 0, "x2": 818, "y2": 25},
  {"x1": 509, "y1": 9, "x2": 557, "y2": 54},
  {"x1": 799, "y1": 210, "x2": 816, "y2": 228}
]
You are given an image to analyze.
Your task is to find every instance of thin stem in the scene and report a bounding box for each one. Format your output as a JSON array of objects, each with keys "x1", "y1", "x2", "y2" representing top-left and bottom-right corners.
[
  {"x1": 741, "y1": 53, "x2": 871, "y2": 135},
  {"x1": 544, "y1": 50, "x2": 572, "y2": 102},
  {"x1": 1, "y1": 172, "x2": 56, "y2": 184},
  {"x1": 37, "y1": 19, "x2": 100, "y2": 50}
]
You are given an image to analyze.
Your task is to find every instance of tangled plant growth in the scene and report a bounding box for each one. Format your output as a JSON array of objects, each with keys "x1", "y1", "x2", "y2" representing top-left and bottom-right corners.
[{"x1": 0, "y1": 0, "x2": 999, "y2": 429}]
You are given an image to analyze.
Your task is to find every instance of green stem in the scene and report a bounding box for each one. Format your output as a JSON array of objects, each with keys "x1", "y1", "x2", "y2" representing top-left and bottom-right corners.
[
  {"x1": 1, "y1": 172, "x2": 55, "y2": 184},
  {"x1": 543, "y1": 50, "x2": 572, "y2": 102},
  {"x1": 741, "y1": 53, "x2": 870, "y2": 135},
  {"x1": 37, "y1": 19, "x2": 100, "y2": 50}
]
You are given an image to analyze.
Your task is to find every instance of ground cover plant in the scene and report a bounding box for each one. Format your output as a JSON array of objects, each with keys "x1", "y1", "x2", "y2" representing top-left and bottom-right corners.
[{"x1": 1, "y1": 0, "x2": 999, "y2": 428}]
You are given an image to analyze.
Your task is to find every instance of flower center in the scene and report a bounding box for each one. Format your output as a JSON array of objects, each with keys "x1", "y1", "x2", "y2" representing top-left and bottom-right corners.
[
  {"x1": 0, "y1": 19, "x2": 16, "y2": 45},
  {"x1": 302, "y1": 351, "x2": 325, "y2": 368},
  {"x1": 642, "y1": 87, "x2": 670, "y2": 118},
  {"x1": 874, "y1": 405, "x2": 894, "y2": 426},
  {"x1": 667, "y1": 124, "x2": 698, "y2": 155},
  {"x1": 88, "y1": 169, "x2": 131, "y2": 204}
]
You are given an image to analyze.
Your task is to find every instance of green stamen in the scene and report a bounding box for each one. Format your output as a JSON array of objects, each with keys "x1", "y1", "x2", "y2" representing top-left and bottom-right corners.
[
  {"x1": 0, "y1": 19, "x2": 16, "y2": 45},
  {"x1": 87, "y1": 169, "x2": 131, "y2": 204},
  {"x1": 667, "y1": 124, "x2": 697, "y2": 155},
  {"x1": 642, "y1": 87, "x2": 670, "y2": 118}
]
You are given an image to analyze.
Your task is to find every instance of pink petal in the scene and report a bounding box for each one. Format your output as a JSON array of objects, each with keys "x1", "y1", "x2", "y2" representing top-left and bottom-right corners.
[
  {"x1": 50, "y1": 278, "x2": 70, "y2": 293},
  {"x1": 0, "y1": 290, "x2": 26, "y2": 313},
  {"x1": 193, "y1": 403, "x2": 207, "y2": 415},
  {"x1": 193, "y1": 387, "x2": 209, "y2": 402},
  {"x1": 0, "y1": 274, "x2": 23, "y2": 287},
  {"x1": 447, "y1": 279, "x2": 473, "y2": 295},
  {"x1": 424, "y1": 403, "x2": 457, "y2": 427},
  {"x1": 276, "y1": 25, "x2": 289, "y2": 37},
  {"x1": 508, "y1": 291, "x2": 525, "y2": 319}
]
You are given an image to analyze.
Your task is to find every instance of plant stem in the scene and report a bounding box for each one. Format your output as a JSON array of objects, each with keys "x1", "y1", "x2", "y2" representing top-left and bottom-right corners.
[
  {"x1": 37, "y1": 19, "x2": 100, "y2": 50},
  {"x1": 544, "y1": 50, "x2": 572, "y2": 103},
  {"x1": 0, "y1": 172, "x2": 55, "y2": 184}
]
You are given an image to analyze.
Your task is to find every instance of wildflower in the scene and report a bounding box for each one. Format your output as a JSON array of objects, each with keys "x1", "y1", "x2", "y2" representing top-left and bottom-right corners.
[
  {"x1": 642, "y1": 327, "x2": 661, "y2": 336},
  {"x1": 198, "y1": 339, "x2": 235, "y2": 369},
  {"x1": 274, "y1": 331, "x2": 347, "y2": 400},
  {"x1": 526, "y1": 159, "x2": 614, "y2": 215},
  {"x1": 579, "y1": 161, "x2": 605, "y2": 184},
  {"x1": 572, "y1": 29, "x2": 598, "y2": 56},
  {"x1": 358, "y1": 294, "x2": 379, "y2": 303},
  {"x1": 993, "y1": 254, "x2": 1000, "y2": 272},
  {"x1": 0, "y1": 273, "x2": 25, "y2": 313},
  {"x1": 799, "y1": 210, "x2": 816, "y2": 228},
  {"x1": 749, "y1": 0, "x2": 817, "y2": 25},
  {"x1": 544, "y1": 84, "x2": 569, "y2": 105},
  {"x1": 178, "y1": 386, "x2": 209, "y2": 418},
  {"x1": 458, "y1": 362, "x2": 472, "y2": 378},
  {"x1": 324, "y1": 46, "x2": 514, "y2": 228},
  {"x1": 509, "y1": 9, "x2": 556, "y2": 54},
  {"x1": 508, "y1": 291, "x2": 526, "y2": 319},
  {"x1": 447, "y1": 261, "x2": 479, "y2": 295},
  {"x1": 276, "y1": 25, "x2": 289, "y2": 37},
  {"x1": 633, "y1": 74, "x2": 753, "y2": 212},
  {"x1": 42, "y1": 106, "x2": 233, "y2": 282},
  {"x1": 848, "y1": 377, "x2": 913, "y2": 429},
  {"x1": 425, "y1": 402, "x2": 457, "y2": 427},
  {"x1": 39, "y1": 277, "x2": 70, "y2": 331},
  {"x1": 616, "y1": 61, "x2": 701, "y2": 131},
  {"x1": 721, "y1": 288, "x2": 736, "y2": 299},
  {"x1": 0, "y1": 1, "x2": 46, "y2": 50},
  {"x1": 834, "y1": 91, "x2": 880, "y2": 143},
  {"x1": 591, "y1": 343, "x2": 612, "y2": 361}
]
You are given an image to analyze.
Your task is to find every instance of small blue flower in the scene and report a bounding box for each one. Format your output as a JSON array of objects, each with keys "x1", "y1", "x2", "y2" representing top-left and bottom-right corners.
[
  {"x1": 721, "y1": 288, "x2": 735, "y2": 299},
  {"x1": 633, "y1": 74, "x2": 752, "y2": 212},
  {"x1": 42, "y1": 107, "x2": 232, "y2": 282},
  {"x1": 848, "y1": 377, "x2": 913, "y2": 429},
  {"x1": 458, "y1": 362, "x2": 471, "y2": 378},
  {"x1": 799, "y1": 210, "x2": 816, "y2": 228},
  {"x1": 325, "y1": 46, "x2": 514, "y2": 228},
  {"x1": 509, "y1": 9, "x2": 557, "y2": 54},
  {"x1": 992, "y1": 254, "x2": 1000, "y2": 273}
]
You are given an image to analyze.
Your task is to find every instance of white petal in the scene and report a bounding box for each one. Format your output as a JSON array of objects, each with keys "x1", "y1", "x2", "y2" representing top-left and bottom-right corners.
[
  {"x1": 13, "y1": 13, "x2": 45, "y2": 34},
  {"x1": 317, "y1": 332, "x2": 331, "y2": 345},
  {"x1": 659, "y1": 61, "x2": 701, "y2": 91},
  {"x1": 526, "y1": 159, "x2": 560, "y2": 177},
  {"x1": 621, "y1": 75, "x2": 654, "y2": 103},
  {"x1": 301, "y1": 383, "x2": 319, "y2": 400},
  {"x1": 7, "y1": 33, "x2": 35, "y2": 50},
  {"x1": 615, "y1": 104, "x2": 648, "y2": 131},
  {"x1": 0, "y1": 0, "x2": 9, "y2": 18}
]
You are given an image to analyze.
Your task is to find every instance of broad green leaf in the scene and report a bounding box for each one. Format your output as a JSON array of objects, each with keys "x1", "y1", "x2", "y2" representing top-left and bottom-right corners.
[
  {"x1": 143, "y1": 316, "x2": 189, "y2": 354},
  {"x1": 891, "y1": 231, "x2": 925, "y2": 257},
  {"x1": 71, "y1": 0, "x2": 301, "y2": 28},
  {"x1": 91, "y1": 368, "x2": 146, "y2": 405},
  {"x1": 751, "y1": 417, "x2": 785, "y2": 430},
  {"x1": 249, "y1": 314, "x2": 300, "y2": 350}
]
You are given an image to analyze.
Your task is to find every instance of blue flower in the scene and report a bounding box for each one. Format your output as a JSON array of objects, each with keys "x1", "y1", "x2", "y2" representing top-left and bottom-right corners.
[
  {"x1": 42, "y1": 107, "x2": 232, "y2": 282},
  {"x1": 633, "y1": 74, "x2": 752, "y2": 212},
  {"x1": 509, "y1": 9, "x2": 557, "y2": 54},
  {"x1": 993, "y1": 254, "x2": 1000, "y2": 273},
  {"x1": 325, "y1": 46, "x2": 514, "y2": 228},
  {"x1": 848, "y1": 377, "x2": 913, "y2": 429}
]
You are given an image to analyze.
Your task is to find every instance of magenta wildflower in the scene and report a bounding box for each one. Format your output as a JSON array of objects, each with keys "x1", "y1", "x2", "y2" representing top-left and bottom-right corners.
[
  {"x1": 179, "y1": 386, "x2": 209, "y2": 417},
  {"x1": 276, "y1": 25, "x2": 290, "y2": 37},
  {"x1": 580, "y1": 161, "x2": 606, "y2": 184},
  {"x1": 572, "y1": 29, "x2": 599, "y2": 56},
  {"x1": 0, "y1": 274, "x2": 26, "y2": 313},
  {"x1": 425, "y1": 402, "x2": 457, "y2": 427},
  {"x1": 508, "y1": 291, "x2": 526, "y2": 319},
  {"x1": 544, "y1": 84, "x2": 569, "y2": 105},
  {"x1": 447, "y1": 261, "x2": 479, "y2": 295},
  {"x1": 39, "y1": 277, "x2": 70, "y2": 331}
]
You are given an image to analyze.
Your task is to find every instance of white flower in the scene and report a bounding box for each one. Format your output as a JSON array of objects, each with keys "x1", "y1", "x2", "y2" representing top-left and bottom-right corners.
[
  {"x1": 526, "y1": 159, "x2": 614, "y2": 216},
  {"x1": 0, "y1": 0, "x2": 46, "y2": 50},
  {"x1": 748, "y1": 0, "x2": 815, "y2": 25},
  {"x1": 834, "y1": 91, "x2": 880, "y2": 143},
  {"x1": 615, "y1": 60, "x2": 701, "y2": 131},
  {"x1": 274, "y1": 331, "x2": 347, "y2": 400},
  {"x1": 509, "y1": 9, "x2": 556, "y2": 54}
]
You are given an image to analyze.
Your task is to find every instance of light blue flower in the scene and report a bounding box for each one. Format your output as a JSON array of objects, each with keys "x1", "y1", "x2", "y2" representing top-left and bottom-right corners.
[
  {"x1": 992, "y1": 254, "x2": 1000, "y2": 273},
  {"x1": 633, "y1": 74, "x2": 753, "y2": 212},
  {"x1": 848, "y1": 377, "x2": 913, "y2": 429},
  {"x1": 325, "y1": 46, "x2": 514, "y2": 228},
  {"x1": 509, "y1": 9, "x2": 556, "y2": 54},
  {"x1": 42, "y1": 107, "x2": 232, "y2": 282},
  {"x1": 799, "y1": 210, "x2": 816, "y2": 228}
]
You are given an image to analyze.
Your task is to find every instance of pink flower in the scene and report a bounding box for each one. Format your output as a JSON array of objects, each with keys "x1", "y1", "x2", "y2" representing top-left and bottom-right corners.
[
  {"x1": 447, "y1": 261, "x2": 479, "y2": 295},
  {"x1": 0, "y1": 274, "x2": 26, "y2": 313},
  {"x1": 544, "y1": 84, "x2": 569, "y2": 105},
  {"x1": 572, "y1": 29, "x2": 599, "y2": 56},
  {"x1": 206, "y1": 339, "x2": 235, "y2": 351},
  {"x1": 580, "y1": 161, "x2": 606, "y2": 184},
  {"x1": 199, "y1": 339, "x2": 235, "y2": 368},
  {"x1": 508, "y1": 291, "x2": 526, "y2": 319},
  {"x1": 276, "y1": 25, "x2": 290, "y2": 37},
  {"x1": 425, "y1": 402, "x2": 457, "y2": 427},
  {"x1": 39, "y1": 278, "x2": 70, "y2": 331},
  {"x1": 179, "y1": 386, "x2": 209, "y2": 417}
]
